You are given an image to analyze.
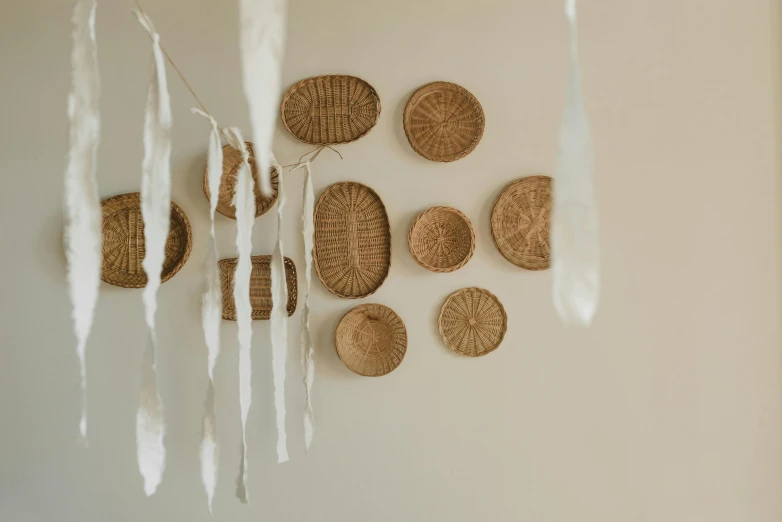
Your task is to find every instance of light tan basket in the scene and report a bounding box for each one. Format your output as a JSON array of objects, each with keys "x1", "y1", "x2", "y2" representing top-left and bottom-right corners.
[
  {"x1": 217, "y1": 255, "x2": 297, "y2": 321},
  {"x1": 491, "y1": 175, "x2": 552, "y2": 270},
  {"x1": 439, "y1": 287, "x2": 507, "y2": 357},
  {"x1": 101, "y1": 192, "x2": 192, "y2": 288},
  {"x1": 335, "y1": 303, "x2": 407, "y2": 377},
  {"x1": 408, "y1": 206, "x2": 475, "y2": 273}
]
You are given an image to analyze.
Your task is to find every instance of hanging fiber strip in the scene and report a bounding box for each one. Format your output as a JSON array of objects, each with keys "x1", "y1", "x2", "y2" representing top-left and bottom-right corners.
[
  {"x1": 297, "y1": 161, "x2": 316, "y2": 451},
  {"x1": 64, "y1": 0, "x2": 102, "y2": 444},
  {"x1": 134, "y1": 9, "x2": 172, "y2": 497},
  {"x1": 552, "y1": 0, "x2": 600, "y2": 327}
]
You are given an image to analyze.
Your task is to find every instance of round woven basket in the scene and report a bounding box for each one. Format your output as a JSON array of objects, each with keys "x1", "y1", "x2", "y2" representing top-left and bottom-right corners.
[
  {"x1": 335, "y1": 303, "x2": 407, "y2": 377},
  {"x1": 203, "y1": 142, "x2": 279, "y2": 220},
  {"x1": 439, "y1": 287, "x2": 507, "y2": 357},
  {"x1": 403, "y1": 81, "x2": 485, "y2": 162},
  {"x1": 281, "y1": 75, "x2": 381, "y2": 145},
  {"x1": 491, "y1": 175, "x2": 552, "y2": 270},
  {"x1": 408, "y1": 206, "x2": 475, "y2": 273},
  {"x1": 101, "y1": 192, "x2": 192, "y2": 288}
]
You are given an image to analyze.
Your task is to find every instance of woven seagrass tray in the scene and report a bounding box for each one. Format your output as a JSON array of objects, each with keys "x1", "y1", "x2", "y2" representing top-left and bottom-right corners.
[
  {"x1": 439, "y1": 287, "x2": 507, "y2": 357},
  {"x1": 408, "y1": 206, "x2": 475, "y2": 273},
  {"x1": 335, "y1": 303, "x2": 407, "y2": 377},
  {"x1": 218, "y1": 256, "x2": 297, "y2": 321}
]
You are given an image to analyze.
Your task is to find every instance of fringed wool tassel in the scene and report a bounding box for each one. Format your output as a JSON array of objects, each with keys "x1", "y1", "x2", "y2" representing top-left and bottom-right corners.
[
  {"x1": 192, "y1": 108, "x2": 223, "y2": 513},
  {"x1": 297, "y1": 161, "x2": 315, "y2": 451},
  {"x1": 221, "y1": 128, "x2": 255, "y2": 503},
  {"x1": 133, "y1": 9, "x2": 172, "y2": 497},
  {"x1": 238, "y1": 0, "x2": 286, "y2": 197},
  {"x1": 269, "y1": 157, "x2": 289, "y2": 463},
  {"x1": 64, "y1": 0, "x2": 101, "y2": 444},
  {"x1": 552, "y1": 0, "x2": 600, "y2": 326}
]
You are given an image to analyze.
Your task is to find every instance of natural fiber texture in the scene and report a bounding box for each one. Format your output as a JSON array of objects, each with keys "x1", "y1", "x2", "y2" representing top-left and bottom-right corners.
[
  {"x1": 218, "y1": 256, "x2": 298, "y2": 321},
  {"x1": 403, "y1": 81, "x2": 484, "y2": 162},
  {"x1": 491, "y1": 176, "x2": 552, "y2": 271},
  {"x1": 297, "y1": 161, "x2": 315, "y2": 451},
  {"x1": 335, "y1": 304, "x2": 407, "y2": 377},
  {"x1": 202, "y1": 142, "x2": 279, "y2": 220},
  {"x1": 439, "y1": 288, "x2": 507, "y2": 357},
  {"x1": 281, "y1": 75, "x2": 381, "y2": 145},
  {"x1": 100, "y1": 193, "x2": 192, "y2": 288},
  {"x1": 408, "y1": 206, "x2": 475, "y2": 273},
  {"x1": 313, "y1": 182, "x2": 391, "y2": 299}
]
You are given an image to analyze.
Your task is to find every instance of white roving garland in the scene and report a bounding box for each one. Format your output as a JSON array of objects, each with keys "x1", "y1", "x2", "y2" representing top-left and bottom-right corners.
[
  {"x1": 552, "y1": 0, "x2": 600, "y2": 327},
  {"x1": 297, "y1": 162, "x2": 316, "y2": 451},
  {"x1": 134, "y1": 10, "x2": 172, "y2": 497},
  {"x1": 238, "y1": 0, "x2": 286, "y2": 197},
  {"x1": 64, "y1": 0, "x2": 101, "y2": 444}
]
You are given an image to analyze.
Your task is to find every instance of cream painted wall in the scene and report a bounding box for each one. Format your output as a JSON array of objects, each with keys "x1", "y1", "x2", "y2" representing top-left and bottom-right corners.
[{"x1": 0, "y1": 0, "x2": 779, "y2": 520}]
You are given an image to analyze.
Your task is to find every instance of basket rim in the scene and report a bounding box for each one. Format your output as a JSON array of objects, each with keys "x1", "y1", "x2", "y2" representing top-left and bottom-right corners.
[
  {"x1": 334, "y1": 303, "x2": 408, "y2": 377},
  {"x1": 408, "y1": 206, "x2": 475, "y2": 273},
  {"x1": 438, "y1": 287, "x2": 508, "y2": 357}
]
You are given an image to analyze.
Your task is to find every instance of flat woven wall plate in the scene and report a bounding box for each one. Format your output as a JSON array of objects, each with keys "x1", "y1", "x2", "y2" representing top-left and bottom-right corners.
[
  {"x1": 203, "y1": 142, "x2": 279, "y2": 220},
  {"x1": 439, "y1": 287, "x2": 507, "y2": 357},
  {"x1": 101, "y1": 192, "x2": 192, "y2": 288},
  {"x1": 281, "y1": 75, "x2": 381, "y2": 145},
  {"x1": 403, "y1": 81, "x2": 485, "y2": 162},
  {"x1": 314, "y1": 182, "x2": 391, "y2": 299},
  {"x1": 408, "y1": 206, "x2": 475, "y2": 273},
  {"x1": 218, "y1": 255, "x2": 297, "y2": 320},
  {"x1": 491, "y1": 175, "x2": 552, "y2": 270},
  {"x1": 334, "y1": 303, "x2": 407, "y2": 377}
]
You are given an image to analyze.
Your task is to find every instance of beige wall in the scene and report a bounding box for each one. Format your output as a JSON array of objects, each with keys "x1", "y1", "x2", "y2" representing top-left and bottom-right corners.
[{"x1": 1, "y1": 0, "x2": 780, "y2": 520}]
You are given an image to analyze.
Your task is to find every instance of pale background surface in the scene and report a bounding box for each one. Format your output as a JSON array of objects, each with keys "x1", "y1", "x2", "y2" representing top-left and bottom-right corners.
[{"x1": 1, "y1": 0, "x2": 780, "y2": 521}]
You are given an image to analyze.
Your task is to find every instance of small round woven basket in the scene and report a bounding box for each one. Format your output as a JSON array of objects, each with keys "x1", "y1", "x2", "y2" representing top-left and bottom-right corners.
[
  {"x1": 403, "y1": 81, "x2": 485, "y2": 162},
  {"x1": 439, "y1": 287, "x2": 507, "y2": 357},
  {"x1": 203, "y1": 142, "x2": 279, "y2": 220},
  {"x1": 491, "y1": 175, "x2": 552, "y2": 270},
  {"x1": 335, "y1": 303, "x2": 407, "y2": 377},
  {"x1": 408, "y1": 206, "x2": 475, "y2": 273},
  {"x1": 101, "y1": 192, "x2": 192, "y2": 288}
]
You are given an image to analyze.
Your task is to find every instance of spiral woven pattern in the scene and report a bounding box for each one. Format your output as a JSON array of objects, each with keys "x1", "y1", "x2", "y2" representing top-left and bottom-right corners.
[
  {"x1": 335, "y1": 304, "x2": 407, "y2": 377},
  {"x1": 217, "y1": 255, "x2": 297, "y2": 320},
  {"x1": 439, "y1": 287, "x2": 507, "y2": 357},
  {"x1": 100, "y1": 192, "x2": 192, "y2": 288},
  {"x1": 408, "y1": 206, "x2": 475, "y2": 273}
]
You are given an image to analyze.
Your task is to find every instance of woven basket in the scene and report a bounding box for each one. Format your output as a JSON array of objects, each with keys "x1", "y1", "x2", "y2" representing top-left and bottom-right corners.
[
  {"x1": 203, "y1": 142, "x2": 279, "y2": 220},
  {"x1": 403, "y1": 81, "x2": 485, "y2": 162},
  {"x1": 217, "y1": 256, "x2": 297, "y2": 320},
  {"x1": 313, "y1": 182, "x2": 391, "y2": 299},
  {"x1": 101, "y1": 192, "x2": 192, "y2": 288},
  {"x1": 439, "y1": 287, "x2": 507, "y2": 357},
  {"x1": 281, "y1": 75, "x2": 381, "y2": 145},
  {"x1": 491, "y1": 175, "x2": 552, "y2": 270},
  {"x1": 408, "y1": 206, "x2": 475, "y2": 273},
  {"x1": 334, "y1": 303, "x2": 407, "y2": 377}
]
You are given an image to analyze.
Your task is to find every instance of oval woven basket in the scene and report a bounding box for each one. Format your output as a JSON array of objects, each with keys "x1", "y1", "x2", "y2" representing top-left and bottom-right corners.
[
  {"x1": 217, "y1": 255, "x2": 297, "y2": 320},
  {"x1": 403, "y1": 81, "x2": 485, "y2": 162},
  {"x1": 408, "y1": 206, "x2": 475, "y2": 273},
  {"x1": 101, "y1": 192, "x2": 192, "y2": 288},
  {"x1": 313, "y1": 182, "x2": 391, "y2": 299},
  {"x1": 281, "y1": 75, "x2": 381, "y2": 145},
  {"x1": 335, "y1": 303, "x2": 407, "y2": 377},
  {"x1": 203, "y1": 142, "x2": 279, "y2": 220},
  {"x1": 491, "y1": 175, "x2": 552, "y2": 270},
  {"x1": 439, "y1": 287, "x2": 507, "y2": 357}
]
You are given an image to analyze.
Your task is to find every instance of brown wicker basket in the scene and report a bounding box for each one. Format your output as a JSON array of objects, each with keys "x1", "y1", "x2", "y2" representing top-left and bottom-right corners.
[
  {"x1": 408, "y1": 206, "x2": 475, "y2": 273},
  {"x1": 281, "y1": 75, "x2": 381, "y2": 145},
  {"x1": 334, "y1": 303, "x2": 407, "y2": 377},
  {"x1": 439, "y1": 287, "x2": 507, "y2": 357},
  {"x1": 217, "y1": 255, "x2": 297, "y2": 321},
  {"x1": 491, "y1": 175, "x2": 552, "y2": 270},
  {"x1": 313, "y1": 182, "x2": 391, "y2": 299},
  {"x1": 403, "y1": 81, "x2": 485, "y2": 162},
  {"x1": 101, "y1": 192, "x2": 192, "y2": 288},
  {"x1": 203, "y1": 142, "x2": 279, "y2": 220}
]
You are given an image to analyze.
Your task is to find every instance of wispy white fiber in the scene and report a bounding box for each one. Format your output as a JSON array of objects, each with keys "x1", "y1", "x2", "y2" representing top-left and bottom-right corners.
[{"x1": 297, "y1": 162, "x2": 315, "y2": 451}]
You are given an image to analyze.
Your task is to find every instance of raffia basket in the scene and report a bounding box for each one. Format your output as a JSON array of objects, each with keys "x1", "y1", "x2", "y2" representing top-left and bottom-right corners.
[
  {"x1": 281, "y1": 75, "x2": 381, "y2": 145},
  {"x1": 439, "y1": 287, "x2": 507, "y2": 357},
  {"x1": 313, "y1": 182, "x2": 391, "y2": 299},
  {"x1": 101, "y1": 192, "x2": 192, "y2": 288},
  {"x1": 491, "y1": 175, "x2": 552, "y2": 270},
  {"x1": 217, "y1": 255, "x2": 297, "y2": 321},
  {"x1": 203, "y1": 142, "x2": 279, "y2": 220},
  {"x1": 408, "y1": 206, "x2": 475, "y2": 273},
  {"x1": 335, "y1": 303, "x2": 407, "y2": 377},
  {"x1": 403, "y1": 81, "x2": 485, "y2": 162}
]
